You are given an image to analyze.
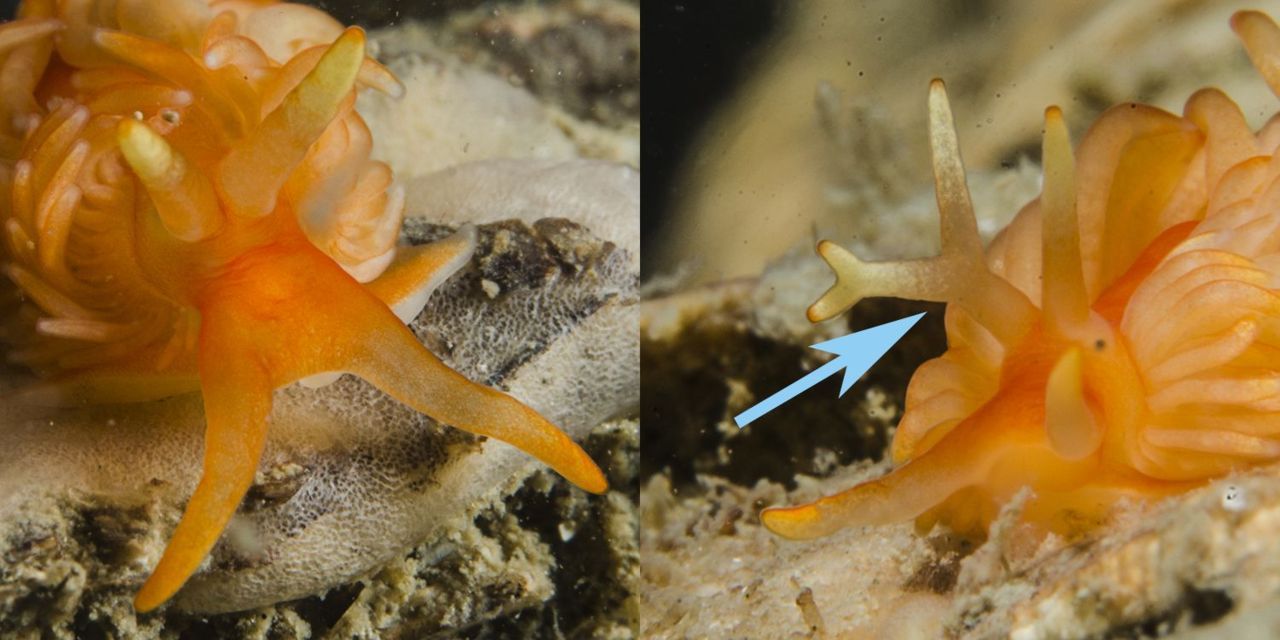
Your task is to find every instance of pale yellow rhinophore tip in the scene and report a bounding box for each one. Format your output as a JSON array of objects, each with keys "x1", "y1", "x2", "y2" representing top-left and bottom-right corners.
[
  {"x1": 117, "y1": 118, "x2": 175, "y2": 185},
  {"x1": 220, "y1": 27, "x2": 368, "y2": 216},
  {"x1": 284, "y1": 26, "x2": 366, "y2": 132},
  {"x1": 118, "y1": 119, "x2": 221, "y2": 241}
]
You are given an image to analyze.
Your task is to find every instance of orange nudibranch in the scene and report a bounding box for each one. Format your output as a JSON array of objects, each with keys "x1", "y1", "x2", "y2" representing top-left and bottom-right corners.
[
  {"x1": 0, "y1": 0, "x2": 606, "y2": 612},
  {"x1": 764, "y1": 10, "x2": 1280, "y2": 541}
]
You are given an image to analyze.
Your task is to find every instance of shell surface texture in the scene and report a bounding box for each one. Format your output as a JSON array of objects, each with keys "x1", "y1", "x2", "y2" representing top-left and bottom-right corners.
[
  {"x1": 763, "y1": 10, "x2": 1280, "y2": 542},
  {"x1": 0, "y1": 0, "x2": 606, "y2": 612}
]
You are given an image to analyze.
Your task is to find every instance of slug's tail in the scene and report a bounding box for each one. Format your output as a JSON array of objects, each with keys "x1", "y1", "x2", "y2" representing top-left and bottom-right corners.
[{"x1": 132, "y1": 237, "x2": 605, "y2": 612}]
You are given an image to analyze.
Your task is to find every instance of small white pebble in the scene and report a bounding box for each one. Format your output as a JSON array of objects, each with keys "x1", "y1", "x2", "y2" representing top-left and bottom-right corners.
[
  {"x1": 558, "y1": 521, "x2": 576, "y2": 542},
  {"x1": 1222, "y1": 484, "x2": 1247, "y2": 512},
  {"x1": 480, "y1": 279, "x2": 501, "y2": 298}
]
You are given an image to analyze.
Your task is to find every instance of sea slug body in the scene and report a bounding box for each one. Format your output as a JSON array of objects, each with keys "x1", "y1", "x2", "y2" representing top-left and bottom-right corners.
[
  {"x1": 0, "y1": 0, "x2": 606, "y2": 611},
  {"x1": 763, "y1": 10, "x2": 1280, "y2": 541}
]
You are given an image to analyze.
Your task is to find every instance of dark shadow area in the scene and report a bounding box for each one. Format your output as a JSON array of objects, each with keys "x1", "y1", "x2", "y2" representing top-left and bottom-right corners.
[
  {"x1": 641, "y1": 296, "x2": 946, "y2": 490},
  {"x1": 640, "y1": 0, "x2": 781, "y2": 280}
]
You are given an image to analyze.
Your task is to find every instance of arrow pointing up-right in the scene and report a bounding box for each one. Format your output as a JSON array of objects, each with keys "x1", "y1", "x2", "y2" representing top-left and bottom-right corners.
[{"x1": 734, "y1": 312, "x2": 925, "y2": 428}]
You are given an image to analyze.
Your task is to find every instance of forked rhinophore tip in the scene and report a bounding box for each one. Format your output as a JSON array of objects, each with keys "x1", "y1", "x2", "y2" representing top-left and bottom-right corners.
[
  {"x1": 220, "y1": 26, "x2": 367, "y2": 216},
  {"x1": 807, "y1": 240, "x2": 863, "y2": 323},
  {"x1": 117, "y1": 119, "x2": 221, "y2": 241},
  {"x1": 1232, "y1": 10, "x2": 1280, "y2": 98}
]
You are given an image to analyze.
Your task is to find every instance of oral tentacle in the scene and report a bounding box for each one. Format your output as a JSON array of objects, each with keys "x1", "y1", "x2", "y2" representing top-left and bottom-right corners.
[
  {"x1": 301, "y1": 241, "x2": 609, "y2": 493},
  {"x1": 310, "y1": 240, "x2": 607, "y2": 493},
  {"x1": 132, "y1": 333, "x2": 272, "y2": 613},
  {"x1": 761, "y1": 432, "x2": 986, "y2": 540},
  {"x1": 365, "y1": 225, "x2": 477, "y2": 323},
  {"x1": 297, "y1": 226, "x2": 476, "y2": 388},
  {"x1": 347, "y1": 314, "x2": 608, "y2": 494}
]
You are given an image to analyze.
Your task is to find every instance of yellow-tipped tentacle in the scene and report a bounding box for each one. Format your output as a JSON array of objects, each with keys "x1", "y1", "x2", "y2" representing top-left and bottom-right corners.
[
  {"x1": 117, "y1": 119, "x2": 222, "y2": 242},
  {"x1": 218, "y1": 27, "x2": 366, "y2": 217}
]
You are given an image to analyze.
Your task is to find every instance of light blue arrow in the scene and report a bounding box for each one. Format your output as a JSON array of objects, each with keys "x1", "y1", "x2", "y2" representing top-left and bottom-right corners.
[{"x1": 734, "y1": 312, "x2": 926, "y2": 428}]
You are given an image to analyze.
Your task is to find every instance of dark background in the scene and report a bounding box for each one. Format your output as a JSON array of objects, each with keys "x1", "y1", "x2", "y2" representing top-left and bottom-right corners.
[{"x1": 640, "y1": 0, "x2": 779, "y2": 279}]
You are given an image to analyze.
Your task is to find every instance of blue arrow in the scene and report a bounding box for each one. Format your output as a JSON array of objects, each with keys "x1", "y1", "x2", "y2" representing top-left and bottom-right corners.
[{"x1": 734, "y1": 312, "x2": 926, "y2": 428}]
